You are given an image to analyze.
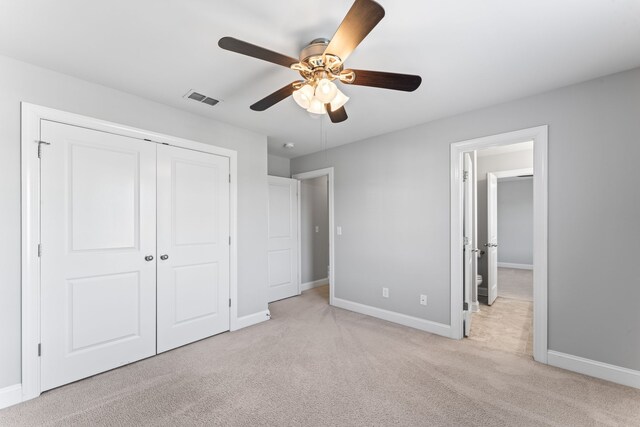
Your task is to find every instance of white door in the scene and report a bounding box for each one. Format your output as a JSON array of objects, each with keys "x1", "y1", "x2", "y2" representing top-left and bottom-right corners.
[
  {"x1": 486, "y1": 172, "x2": 499, "y2": 305},
  {"x1": 156, "y1": 145, "x2": 230, "y2": 353},
  {"x1": 40, "y1": 121, "x2": 157, "y2": 391},
  {"x1": 267, "y1": 176, "x2": 299, "y2": 302},
  {"x1": 463, "y1": 153, "x2": 474, "y2": 336}
]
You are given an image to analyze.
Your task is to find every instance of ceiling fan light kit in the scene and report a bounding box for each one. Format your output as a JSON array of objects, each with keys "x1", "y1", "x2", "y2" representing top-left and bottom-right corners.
[{"x1": 218, "y1": 0, "x2": 422, "y2": 123}]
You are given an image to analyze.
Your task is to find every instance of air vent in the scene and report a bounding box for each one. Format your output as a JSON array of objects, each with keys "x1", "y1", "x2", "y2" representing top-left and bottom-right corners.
[
  {"x1": 184, "y1": 90, "x2": 220, "y2": 107},
  {"x1": 202, "y1": 97, "x2": 219, "y2": 106}
]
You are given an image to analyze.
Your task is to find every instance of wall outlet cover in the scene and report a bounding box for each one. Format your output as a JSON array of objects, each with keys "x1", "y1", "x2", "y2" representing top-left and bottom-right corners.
[{"x1": 382, "y1": 287, "x2": 389, "y2": 298}]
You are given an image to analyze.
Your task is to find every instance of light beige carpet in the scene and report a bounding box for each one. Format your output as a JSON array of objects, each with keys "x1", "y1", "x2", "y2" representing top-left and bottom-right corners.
[
  {"x1": 470, "y1": 297, "x2": 534, "y2": 356},
  {"x1": 1, "y1": 285, "x2": 639, "y2": 426},
  {"x1": 498, "y1": 267, "x2": 533, "y2": 301}
]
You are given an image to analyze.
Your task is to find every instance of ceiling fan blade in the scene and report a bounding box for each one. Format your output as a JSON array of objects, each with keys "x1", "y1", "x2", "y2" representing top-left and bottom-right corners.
[
  {"x1": 324, "y1": 0, "x2": 385, "y2": 62},
  {"x1": 250, "y1": 82, "x2": 300, "y2": 111},
  {"x1": 325, "y1": 104, "x2": 348, "y2": 123},
  {"x1": 218, "y1": 37, "x2": 299, "y2": 68},
  {"x1": 344, "y1": 69, "x2": 422, "y2": 92}
]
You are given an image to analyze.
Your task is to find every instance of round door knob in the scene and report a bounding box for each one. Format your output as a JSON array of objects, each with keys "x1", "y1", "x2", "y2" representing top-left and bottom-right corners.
[
  {"x1": 145, "y1": 255, "x2": 154, "y2": 261},
  {"x1": 160, "y1": 254, "x2": 169, "y2": 260}
]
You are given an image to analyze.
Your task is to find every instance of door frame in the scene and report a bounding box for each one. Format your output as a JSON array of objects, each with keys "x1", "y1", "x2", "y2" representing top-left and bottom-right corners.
[
  {"x1": 450, "y1": 125, "x2": 548, "y2": 364},
  {"x1": 292, "y1": 168, "x2": 335, "y2": 305},
  {"x1": 21, "y1": 103, "x2": 238, "y2": 402}
]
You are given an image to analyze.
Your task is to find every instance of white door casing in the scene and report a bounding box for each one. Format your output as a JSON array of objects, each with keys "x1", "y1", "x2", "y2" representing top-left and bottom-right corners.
[
  {"x1": 267, "y1": 176, "x2": 299, "y2": 302},
  {"x1": 463, "y1": 153, "x2": 474, "y2": 335},
  {"x1": 40, "y1": 121, "x2": 157, "y2": 391},
  {"x1": 486, "y1": 172, "x2": 498, "y2": 305},
  {"x1": 156, "y1": 145, "x2": 230, "y2": 353}
]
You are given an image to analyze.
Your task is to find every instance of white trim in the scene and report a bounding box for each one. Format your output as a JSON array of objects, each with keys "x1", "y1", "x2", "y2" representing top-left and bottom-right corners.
[
  {"x1": 333, "y1": 298, "x2": 451, "y2": 338},
  {"x1": 0, "y1": 384, "x2": 22, "y2": 410},
  {"x1": 300, "y1": 277, "x2": 329, "y2": 291},
  {"x1": 547, "y1": 351, "x2": 640, "y2": 389},
  {"x1": 497, "y1": 262, "x2": 533, "y2": 270},
  {"x1": 292, "y1": 168, "x2": 335, "y2": 306},
  {"x1": 492, "y1": 168, "x2": 533, "y2": 179},
  {"x1": 232, "y1": 310, "x2": 271, "y2": 331},
  {"x1": 21, "y1": 103, "x2": 239, "y2": 401},
  {"x1": 450, "y1": 125, "x2": 548, "y2": 364}
]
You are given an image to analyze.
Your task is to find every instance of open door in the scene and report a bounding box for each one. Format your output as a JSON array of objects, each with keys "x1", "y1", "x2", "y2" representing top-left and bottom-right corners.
[
  {"x1": 463, "y1": 153, "x2": 474, "y2": 336},
  {"x1": 486, "y1": 172, "x2": 498, "y2": 305},
  {"x1": 267, "y1": 176, "x2": 299, "y2": 302}
]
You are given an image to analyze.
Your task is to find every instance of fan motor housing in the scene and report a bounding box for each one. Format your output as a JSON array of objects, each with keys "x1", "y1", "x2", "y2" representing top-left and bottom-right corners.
[
  {"x1": 300, "y1": 38, "x2": 330, "y2": 62},
  {"x1": 299, "y1": 38, "x2": 343, "y2": 78}
]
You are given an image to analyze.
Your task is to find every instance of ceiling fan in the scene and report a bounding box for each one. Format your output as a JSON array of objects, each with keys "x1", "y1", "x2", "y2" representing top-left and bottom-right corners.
[{"x1": 218, "y1": 0, "x2": 422, "y2": 123}]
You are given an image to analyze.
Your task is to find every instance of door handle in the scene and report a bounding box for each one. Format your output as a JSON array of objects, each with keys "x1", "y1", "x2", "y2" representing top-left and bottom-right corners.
[
  {"x1": 145, "y1": 255, "x2": 154, "y2": 261},
  {"x1": 160, "y1": 254, "x2": 169, "y2": 260},
  {"x1": 484, "y1": 243, "x2": 498, "y2": 248}
]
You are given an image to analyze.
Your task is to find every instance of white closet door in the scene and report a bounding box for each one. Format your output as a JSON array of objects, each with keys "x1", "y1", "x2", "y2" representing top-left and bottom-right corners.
[
  {"x1": 267, "y1": 176, "x2": 299, "y2": 302},
  {"x1": 156, "y1": 145, "x2": 230, "y2": 353},
  {"x1": 40, "y1": 121, "x2": 157, "y2": 391}
]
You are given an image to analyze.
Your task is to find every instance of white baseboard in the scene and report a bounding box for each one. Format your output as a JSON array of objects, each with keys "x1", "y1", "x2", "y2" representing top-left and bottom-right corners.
[
  {"x1": 0, "y1": 383, "x2": 22, "y2": 410},
  {"x1": 547, "y1": 350, "x2": 640, "y2": 389},
  {"x1": 300, "y1": 277, "x2": 329, "y2": 292},
  {"x1": 332, "y1": 297, "x2": 451, "y2": 338},
  {"x1": 497, "y1": 262, "x2": 533, "y2": 270},
  {"x1": 231, "y1": 309, "x2": 271, "y2": 331},
  {"x1": 470, "y1": 301, "x2": 480, "y2": 313}
]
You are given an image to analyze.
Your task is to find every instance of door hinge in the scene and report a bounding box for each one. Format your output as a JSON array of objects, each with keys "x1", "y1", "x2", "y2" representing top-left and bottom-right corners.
[
  {"x1": 463, "y1": 236, "x2": 470, "y2": 246},
  {"x1": 37, "y1": 243, "x2": 42, "y2": 257},
  {"x1": 229, "y1": 298, "x2": 231, "y2": 308},
  {"x1": 37, "y1": 140, "x2": 51, "y2": 158},
  {"x1": 463, "y1": 170, "x2": 469, "y2": 182},
  {"x1": 38, "y1": 343, "x2": 41, "y2": 357}
]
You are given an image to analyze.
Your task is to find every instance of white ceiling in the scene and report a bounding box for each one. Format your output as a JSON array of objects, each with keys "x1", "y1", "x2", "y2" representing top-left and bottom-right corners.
[{"x1": 1, "y1": 0, "x2": 639, "y2": 158}]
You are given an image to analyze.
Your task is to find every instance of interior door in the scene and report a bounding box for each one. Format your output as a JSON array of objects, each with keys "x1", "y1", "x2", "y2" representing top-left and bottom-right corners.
[
  {"x1": 463, "y1": 153, "x2": 474, "y2": 336},
  {"x1": 267, "y1": 176, "x2": 299, "y2": 302},
  {"x1": 156, "y1": 145, "x2": 230, "y2": 353},
  {"x1": 40, "y1": 120, "x2": 157, "y2": 391},
  {"x1": 486, "y1": 172, "x2": 499, "y2": 305}
]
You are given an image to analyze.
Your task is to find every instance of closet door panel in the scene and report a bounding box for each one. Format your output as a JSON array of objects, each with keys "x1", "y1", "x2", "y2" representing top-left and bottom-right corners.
[
  {"x1": 40, "y1": 120, "x2": 157, "y2": 391},
  {"x1": 156, "y1": 145, "x2": 230, "y2": 353}
]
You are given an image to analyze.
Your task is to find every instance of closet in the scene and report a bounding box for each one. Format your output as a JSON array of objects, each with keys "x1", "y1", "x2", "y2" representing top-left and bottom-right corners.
[{"x1": 39, "y1": 120, "x2": 230, "y2": 391}]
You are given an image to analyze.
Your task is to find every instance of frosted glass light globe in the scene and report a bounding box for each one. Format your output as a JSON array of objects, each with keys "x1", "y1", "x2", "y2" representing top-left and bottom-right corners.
[
  {"x1": 307, "y1": 96, "x2": 326, "y2": 115},
  {"x1": 329, "y1": 88, "x2": 349, "y2": 111},
  {"x1": 315, "y1": 78, "x2": 338, "y2": 103},
  {"x1": 292, "y1": 84, "x2": 314, "y2": 109}
]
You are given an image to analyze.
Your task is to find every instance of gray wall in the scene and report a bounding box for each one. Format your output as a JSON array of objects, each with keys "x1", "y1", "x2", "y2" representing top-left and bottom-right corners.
[
  {"x1": 300, "y1": 176, "x2": 329, "y2": 283},
  {"x1": 268, "y1": 154, "x2": 291, "y2": 178},
  {"x1": 0, "y1": 55, "x2": 269, "y2": 388},
  {"x1": 497, "y1": 178, "x2": 533, "y2": 265},
  {"x1": 292, "y1": 67, "x2": 640, "y2": 371},
  {"x1": 476, "y1": 150, "x2": 533, "y2": 280}
]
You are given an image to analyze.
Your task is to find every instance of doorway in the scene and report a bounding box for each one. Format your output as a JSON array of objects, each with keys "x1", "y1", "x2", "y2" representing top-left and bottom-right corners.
[
  {"x1": 293, "y1": 168, "x2": 335, "y2": 305},
  {"x1": 450, "y1": 126, "x2": 548, "y2": 363}
]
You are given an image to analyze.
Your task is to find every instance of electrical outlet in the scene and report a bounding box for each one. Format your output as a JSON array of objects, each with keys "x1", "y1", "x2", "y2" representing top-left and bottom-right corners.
[
  {"x1": 420, "y1": 294, "x2": 428, "y2": 306},
  {"x1": 382, "y1": 287, "x2": 389, "y2": 298}
]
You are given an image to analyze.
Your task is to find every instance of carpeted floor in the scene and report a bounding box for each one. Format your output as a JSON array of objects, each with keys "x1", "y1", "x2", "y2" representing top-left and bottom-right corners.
[
  {"x1": 1, "y1": 285, "x2": 639, "y2": 426},
  {"x1": 470, "y1": 297, "x2": 533, "y2": 356},
  {"x1": 498, "y1": 267, "x2": 533, "y2": 301}
]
